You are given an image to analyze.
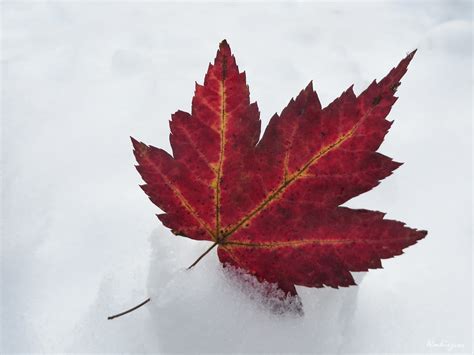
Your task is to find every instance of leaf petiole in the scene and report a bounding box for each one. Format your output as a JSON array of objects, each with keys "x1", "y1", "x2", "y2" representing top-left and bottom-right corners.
[
  {"x1": 108, "y1": 242, "x2": 219, "y2": 320},
  {"x1": 187, "y1": 241, "x2": 219, "y2": 269},
  {"x1": 107, "y1": 297, "x2": 151, "y2": 320}
]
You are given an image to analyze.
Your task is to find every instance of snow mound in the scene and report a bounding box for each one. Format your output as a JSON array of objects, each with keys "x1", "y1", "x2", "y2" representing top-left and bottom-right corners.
[
  {"x1": 68, "y1": 229, "x2": 363, "y2": 353},
  {"x1": 146, "y1": 229, "x2": 361, "y2": 354}
]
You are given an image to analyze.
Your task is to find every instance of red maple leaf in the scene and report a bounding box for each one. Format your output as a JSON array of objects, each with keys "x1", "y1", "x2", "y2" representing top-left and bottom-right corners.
[{"x1": 132, "y1": 40, "x2": 427, "y2": 297}]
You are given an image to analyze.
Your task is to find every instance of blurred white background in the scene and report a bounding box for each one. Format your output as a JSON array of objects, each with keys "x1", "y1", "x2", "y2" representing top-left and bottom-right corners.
[{"x1": 1, "y1": 1, "x2": 472, "y2": 353}]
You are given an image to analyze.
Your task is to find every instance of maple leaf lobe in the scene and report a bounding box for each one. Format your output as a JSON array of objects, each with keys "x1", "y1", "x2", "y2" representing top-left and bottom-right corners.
[{"x1": 132, "y1": 41, "x2": 427, "y2": 296}]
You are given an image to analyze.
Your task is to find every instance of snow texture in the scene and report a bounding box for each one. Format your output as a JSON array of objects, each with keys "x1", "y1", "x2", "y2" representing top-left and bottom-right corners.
[{"x1": 1, "y1": 1, "x2": 472, "y2": 353}]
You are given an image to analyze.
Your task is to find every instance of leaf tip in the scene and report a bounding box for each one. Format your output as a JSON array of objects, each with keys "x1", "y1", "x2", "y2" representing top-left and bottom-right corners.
[
  {"x1": 408, "y1": 48, "x2": 417, "y2": 59},
  {"x1": 130, "y1": 136, "x2": 140, "y2": 148},
  {"x1": 393, "y1": 160, "x2": 404, "y2": 170},
  {"x1": 402, "y1": 48, "x2": 417, "y2": 68},
  {"x1": 219, "y1": 39, "x2": 231, "y2": 54},
  {"x1": 131, "y1": 136, "x2": 149, "y2": 156},
  {"x1": 416, "y1": 229, "x2": 428, "y2": 240},
  {"x1": 347, "y1": 84, "x2": 355, "y2": 95}
]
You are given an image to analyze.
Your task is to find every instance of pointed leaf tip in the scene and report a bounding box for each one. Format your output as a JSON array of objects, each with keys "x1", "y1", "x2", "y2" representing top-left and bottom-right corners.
[
  {"x1": 403, "y1": 49, "x2": 417, "y2": 67},
  {"x1": 130, "y1": 136, "x2": 139, "y2": 147},
  {"x1": 219, "y1": 39, "x2": 231, "y2": 54},
  {"x1": 130, "y1": 136, "x2": 147, "y2": 153}
]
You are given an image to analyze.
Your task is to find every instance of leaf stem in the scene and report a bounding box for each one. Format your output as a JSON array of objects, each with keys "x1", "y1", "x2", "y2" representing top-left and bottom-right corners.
[
  {"x1": 107, "y1": 298, "x2": 151, "y2": 320},
  {"x1": 108, "y1": 242, "x2": 219, "y2": 321},
  {"x1": 108, "y1": 242, "x2": 219, "y2": 320},
  {"x1": 187, "y1": 242, "x2": 219, "y2": 269}
]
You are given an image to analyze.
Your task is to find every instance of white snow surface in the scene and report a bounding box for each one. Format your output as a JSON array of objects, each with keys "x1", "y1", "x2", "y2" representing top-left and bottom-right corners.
[{"x1": 1, "y1": 1, "x2": 472, "y2": 353}]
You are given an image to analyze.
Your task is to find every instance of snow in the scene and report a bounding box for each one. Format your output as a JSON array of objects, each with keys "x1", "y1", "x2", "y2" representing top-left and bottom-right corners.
[{"x1": 1, "y1": 1, "x2": 472, "y2": 353}]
